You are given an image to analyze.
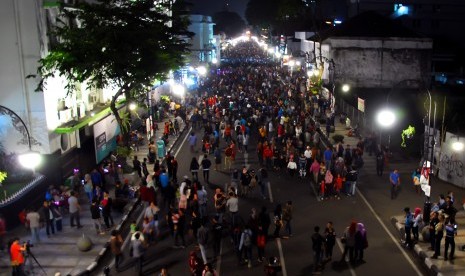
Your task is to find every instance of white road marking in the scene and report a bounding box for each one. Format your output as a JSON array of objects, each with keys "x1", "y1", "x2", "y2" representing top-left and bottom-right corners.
[
  {"x1": 174, "y1": 126, "x2": 192, "y2": 157},
  {"x1": 216, "y1": 239, "x2": 223, "y2": 275},
  {"x1": 310, "y1": 180, "x2": 321, "y2": 202},
  {"x1": 356, "y1": 189, "x2": 423, "y2": 276},
  {"x1": 267, "y1": 181, "x2": 274, "y2": 203},
  {"x1": 335, "y1": 238, "x2": 357, "y2": 276},
  {"x1": 243, "y1": 152, "x2": 250, "y2": 169},
  {"x1": 276, "y1": 238, "x2": 288, "y2": 276}
]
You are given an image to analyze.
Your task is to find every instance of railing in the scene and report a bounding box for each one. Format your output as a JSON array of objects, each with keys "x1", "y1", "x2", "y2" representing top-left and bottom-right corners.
[{"x1": 0, "y1": 174, "x2": 45, "y2": 207}]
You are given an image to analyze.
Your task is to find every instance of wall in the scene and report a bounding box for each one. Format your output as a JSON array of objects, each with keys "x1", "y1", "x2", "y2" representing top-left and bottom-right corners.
[
  {"x1": 438, "y1": 132, "x2": 465, "y2": 188},
  {"x1": 327, "y1": 37, "x2": 432, "y2": 88}
]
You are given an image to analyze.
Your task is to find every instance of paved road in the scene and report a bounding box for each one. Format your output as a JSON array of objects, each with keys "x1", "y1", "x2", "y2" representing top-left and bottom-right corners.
[{"x1": 111, "y1": 121, "x2": 436, "y2": 276}]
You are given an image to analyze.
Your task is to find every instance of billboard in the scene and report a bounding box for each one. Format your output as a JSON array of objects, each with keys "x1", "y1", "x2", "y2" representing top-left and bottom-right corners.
[{"x1": 93, "y1": 114, "x2": 120, "y2": 164}]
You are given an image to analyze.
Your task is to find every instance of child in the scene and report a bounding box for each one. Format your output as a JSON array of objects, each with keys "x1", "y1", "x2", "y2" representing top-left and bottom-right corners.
[
  {"x1": 334, "y1": 174, "x2": 344, "y2": 199},
  {"x1": 320, "y1": 180, "x2": 325, "y2": 201},
  {"x1": 130, "y1": 220, "x2": 138, "y2": 234}
]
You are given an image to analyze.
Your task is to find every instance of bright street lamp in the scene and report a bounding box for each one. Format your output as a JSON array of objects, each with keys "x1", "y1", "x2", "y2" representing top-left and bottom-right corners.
[
  {"x1": 172, "y1": 83, "x2": 186, "y2": 97},
  {"x1": 452, "y1": 140, "x2": 464, "y2": 151},
  {"x1": 342, "y1": 84, "x2": 350, "y2": 92},
  {"x1": 288, "y1": 60, "x2": 295, "y2": 67},
  {"x1": 196, "y1": 66, "x2": 207, "y2": 76},
  {"x1": 211, "y1": 58, "x2": 218, "y2": 64},
  {"x1": 377, "y1": 109, "x2": 396, "y2": 128},
  {"x1": 129, "y1": 102, "x2": 137, "y2": 111},
  {"x1": 0, "y1": 105, "x2": 42, "y2": 171}
]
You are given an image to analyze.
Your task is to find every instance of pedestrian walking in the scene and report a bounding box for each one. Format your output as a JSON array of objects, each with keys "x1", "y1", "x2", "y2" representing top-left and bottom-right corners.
[
  {"x1": 412, "y1": 207, "x2": 423, "y2": 242},
  {"x1": 90, "y1": 199, "x2": 105, "y2": 235},
  {"x1": 211, "y1": 215, "x2": 223, "y2": 259},
  {"x1": 226, "y1": 191, "x2": 239, "y2": 226},
  {"x1": 432, "y1": 213, "x2": 445, "y2": 259},
  {"x1": 310, "y1": 159, "x2": 320, "y2": 185},
  {"x1": 188, "y1": 250, "x2": 203, "y2": 276},
  {"x1": 197, "y1": 223, "x2": 209, "y2": 264},
  {"x1": 68, "y1": 191, "x2": 83, "y2": 228},
  {"x1": 340, "y1": 221, "x2": 356, "y2": 263},
  {"x1": 110, "y1": 230, "x2": 124, "y2": 270},
  {"x1": 273, "y1": 204, "x2": 283, "y2": 238},
  {"x1": 389, "y1": 169, "x2": 401, "y2": 199},
  {"x1": 429, "y1": 211, "x2": 439, "y2": 251},
  {"x1": 354, "y1": 223, "x2": 368, "y2": 262},
  {"x1": 133, "y1": 156, "x2": 142, "y2": 178},
  {"x1": 311, "y1": 226, "x2": 324, "y2": 272},
  {"x1": 101, "y1": 191, "x2": 114, "y2": 229},
  {"x1": 240, "y1": 224, "x2": 254, "y2": 268},
  {"x1": 188, "y1": 132, "x2": 198, "y2": 153},
  {"x1": 201, "y1": 154, "x2": 212, "y2": 183},
  {"x1": 25, "y1": 209, "x2": 41, "y2": 243},
  {"x1": 259, "y1": 206, "x2": 271, "y2": 238},
  {"x1": 40, "y1": 201, "x2": 56, "y2": 237},
  {"x1": 172, "y1": 209, "x2": 186, "y2": 248},
  {"x1": 190, "y1": 157, "x2": 200, "y2": 181},
  {"x1": 403, "y1": 207, "x2": 414, "y2": 248},
  {"x1": 444, "y1": 216, "x2": 457, "y2": 261},
  {"x1": 213, "y1": 147, "x2": 222, "y2": 171},
  {"x1": 257, "y1": 225, "x2": 267, "y2": 262},
  {"x1": 130, "y1": 231, "x2": 147, "y2": 276},
  {"x1": 324, "y1": 221, "x2": 336, "y2": 261},
  {"x1": 282, "y1": 201, "x2": 293, "y2": 237},
  {"x1": 258, "y1": 167, "x2": 269, "y2": 200}
]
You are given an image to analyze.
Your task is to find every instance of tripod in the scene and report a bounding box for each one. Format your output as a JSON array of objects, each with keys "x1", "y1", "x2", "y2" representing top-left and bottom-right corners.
[{"x1": 24, "y1": 248, "x2": 47, "y2": 276}]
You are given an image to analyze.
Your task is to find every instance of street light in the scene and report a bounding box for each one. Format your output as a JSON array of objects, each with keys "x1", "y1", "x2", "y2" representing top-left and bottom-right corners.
[
  {"x1": 0, "y1": 105, "x2": 42, "y2": 171},
  {"x1": 196, "y1": 66, "x2": 207, "y2": 76},
  {"x1": 128, "y1": 102, "x2": 137, "y2": 111},
  {"x1": 377, "y1": 109, "x2": 396, "y2": 128},
  {"x1": 342, "y1": 84, "x2": 350, "y2": 93},
  {"x1": 452, "y1": 137, "x2": 464, "y2": 151}
]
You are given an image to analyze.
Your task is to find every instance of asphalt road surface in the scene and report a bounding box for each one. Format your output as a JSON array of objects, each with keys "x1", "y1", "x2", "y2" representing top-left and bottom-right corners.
[{"x1": 111, "y1": 124, "x2": 431, "y2": 276}]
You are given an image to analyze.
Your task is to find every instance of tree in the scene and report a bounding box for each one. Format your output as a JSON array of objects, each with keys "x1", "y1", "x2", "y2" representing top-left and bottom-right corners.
[
  {"x1": 34, "y1": 0, "x2": 192, "y2": 145},
  {"x1": 213, "y1": 11, "x2": 246, "y2": 38}
]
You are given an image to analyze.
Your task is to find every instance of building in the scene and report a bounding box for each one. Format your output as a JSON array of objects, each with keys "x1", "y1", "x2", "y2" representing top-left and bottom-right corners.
[
  {"x1": 187, "y1": 14, "x2": 220, "y2": 64},
  {"x1": 347, "y1": 0, "x2": 465, "y2": 80},
  {"x1": 0, "y1": 0, "x2": 181, "y2": 186}
]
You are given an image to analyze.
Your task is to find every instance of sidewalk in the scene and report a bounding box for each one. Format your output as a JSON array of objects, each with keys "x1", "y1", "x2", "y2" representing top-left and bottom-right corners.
[
  {"x1": 0, "y1": 113, "x2": 187, "y2": 276},
  {"x1": 328, "y1": 111, "x2": 465, "y2": 276},
  {"x1": 392, "y1": 211, "x2": 465, "y2": 276}
]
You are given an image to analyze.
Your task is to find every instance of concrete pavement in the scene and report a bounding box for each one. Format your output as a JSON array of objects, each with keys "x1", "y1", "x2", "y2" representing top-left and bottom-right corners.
[{"x1": 0, "y1": 113, "x2": 187, "y2": 276}]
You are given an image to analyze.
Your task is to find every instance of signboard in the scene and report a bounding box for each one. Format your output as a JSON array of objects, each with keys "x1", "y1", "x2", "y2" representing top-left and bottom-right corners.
[
  {"x1": 357, "y1": 97, "x2": 365, "y2": 113},
  {"x1": 93, "y1": 114, "x2": 120, "y2": 164}
]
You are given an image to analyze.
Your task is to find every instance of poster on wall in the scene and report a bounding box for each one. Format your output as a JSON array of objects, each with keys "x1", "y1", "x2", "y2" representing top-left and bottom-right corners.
[{"x1": 93, "y1": 114, "x2": 120, "y2": 164}]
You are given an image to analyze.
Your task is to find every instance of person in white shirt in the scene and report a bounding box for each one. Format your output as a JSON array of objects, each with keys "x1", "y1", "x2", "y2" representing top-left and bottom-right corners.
[
  {"x1": 26, "y1": 210, "x2": 41, "y2": 243},
  {"x1": 287, "y1": 157, "x2": 298, "y2": 177},
  {"x1": 226, "y1": 192, "x2": 239, "y2": 226}
]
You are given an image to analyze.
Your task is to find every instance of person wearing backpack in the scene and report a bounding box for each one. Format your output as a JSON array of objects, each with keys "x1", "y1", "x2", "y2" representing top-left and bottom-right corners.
[
  {"x1": 412, "y1": 207, "x2": 423, "y2": 242},
  {"x1": 240, "y1": 224, "x2": 254, "y2": 268}
]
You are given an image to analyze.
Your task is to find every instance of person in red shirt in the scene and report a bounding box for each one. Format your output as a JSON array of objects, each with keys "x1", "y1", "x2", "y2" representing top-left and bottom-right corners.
[
  {"x1": 334, "y1": 174, "x2": 344, "y2": 199},
  {"x1": 10, "y1": 237, "x2": 26, "y2": 275}
]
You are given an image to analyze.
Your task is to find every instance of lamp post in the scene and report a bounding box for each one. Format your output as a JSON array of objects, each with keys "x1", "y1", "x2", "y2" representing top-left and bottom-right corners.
[{"x1": 0, "y1": 105, "x2": 42, "y2": 171}]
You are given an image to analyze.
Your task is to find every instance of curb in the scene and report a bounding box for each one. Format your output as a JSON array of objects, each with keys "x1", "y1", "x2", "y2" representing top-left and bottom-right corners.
[
  {"x1": 77, "y1": 121, "x2": 189, "y2": 275},
  {"x1": 391, "y1": 216, "x2": 442, "y2": 276}
]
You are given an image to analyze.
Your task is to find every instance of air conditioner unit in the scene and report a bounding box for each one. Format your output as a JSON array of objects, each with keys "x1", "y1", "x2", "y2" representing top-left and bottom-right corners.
[{"x1": 60, "y1": 131, "x2": 77, "y2": 154}]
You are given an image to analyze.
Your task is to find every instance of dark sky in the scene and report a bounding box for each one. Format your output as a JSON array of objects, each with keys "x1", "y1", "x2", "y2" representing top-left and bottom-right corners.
[{"x1": 189, "y1": 0, "x2": 249, "y2": 20}]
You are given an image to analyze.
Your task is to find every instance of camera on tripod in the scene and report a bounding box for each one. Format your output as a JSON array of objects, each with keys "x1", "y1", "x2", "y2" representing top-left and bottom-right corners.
[{"x1": 24, "y1": 240, "x2": 34, "y2": 252}]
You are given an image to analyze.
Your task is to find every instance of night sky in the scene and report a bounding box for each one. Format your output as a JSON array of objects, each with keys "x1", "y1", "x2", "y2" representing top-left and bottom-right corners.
[{"x1": 189, "y1": 0, "x2": 249, "y2": 20}]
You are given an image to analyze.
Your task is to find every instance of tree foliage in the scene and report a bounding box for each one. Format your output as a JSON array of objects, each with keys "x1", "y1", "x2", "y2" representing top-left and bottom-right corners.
[
  {"x1": 34, "y1": 0, "x2": 192, "y2": 142},
  {"x1": 246, "y1": 0, "x2": 308, "y2": 35},
  {"x1": 213, "y1": 11, "x2": 246, "y2": 38}
]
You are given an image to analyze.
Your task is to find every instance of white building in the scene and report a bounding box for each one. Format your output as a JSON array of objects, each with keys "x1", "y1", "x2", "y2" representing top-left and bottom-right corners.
[
  {"x1": 0, "y1": 0, "x2": 178, "y2": 183},
  {"x1": 187, "y1": 14, "x2": 219, "y2": 65}
]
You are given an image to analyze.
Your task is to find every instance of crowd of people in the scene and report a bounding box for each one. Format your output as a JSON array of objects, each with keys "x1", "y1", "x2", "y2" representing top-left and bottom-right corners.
[
  {"x1": 8, "y1": 38, "x2": 460, "y2": 276},
  {"x1": 119, "y1": 40, "x2": 376, "y2": 275}
]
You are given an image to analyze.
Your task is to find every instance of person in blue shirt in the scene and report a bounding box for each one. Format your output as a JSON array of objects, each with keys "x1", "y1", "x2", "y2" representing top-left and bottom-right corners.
[
  {"x1": 389, "y1": 169, "x2": 400, "y2": 199},
  {"x1": 324, "y1": 147, "x2": 333, "y2": 171},
  {"x1": 444, "y1": 217, "x2": 457, "y2": 260}
]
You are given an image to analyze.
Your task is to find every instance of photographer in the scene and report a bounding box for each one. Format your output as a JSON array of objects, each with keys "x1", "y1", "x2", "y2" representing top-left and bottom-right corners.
[{"x1": 9, "y1": 237, "x2": 26, "y2": 276}]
